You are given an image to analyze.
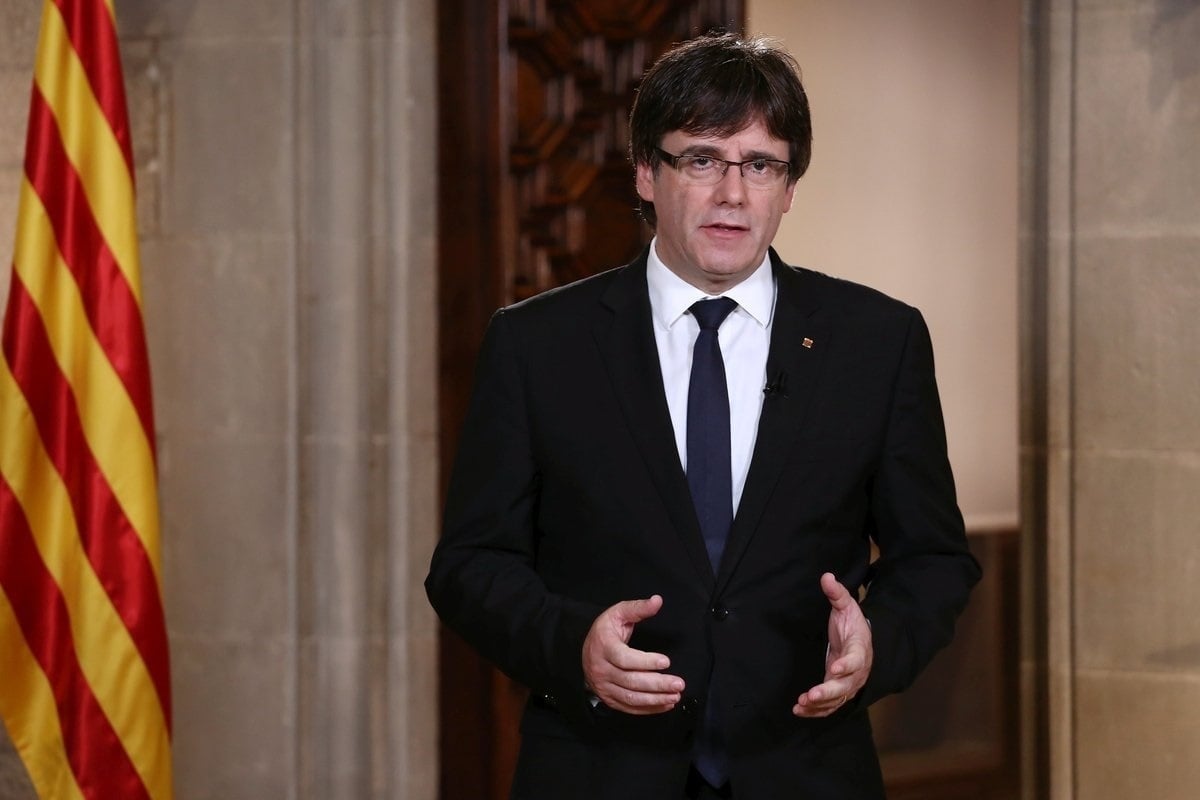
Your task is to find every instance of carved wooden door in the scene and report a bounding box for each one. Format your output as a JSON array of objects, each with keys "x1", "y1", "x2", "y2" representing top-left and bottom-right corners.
[{"x1": 437, "y1": 2, "x2": 744, "y2": 798}]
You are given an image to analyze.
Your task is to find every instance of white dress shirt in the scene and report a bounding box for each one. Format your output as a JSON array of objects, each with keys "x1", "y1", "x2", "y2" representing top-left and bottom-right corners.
[{"x1": 645, "y1": 238, "x2": 776, "y2": 513}]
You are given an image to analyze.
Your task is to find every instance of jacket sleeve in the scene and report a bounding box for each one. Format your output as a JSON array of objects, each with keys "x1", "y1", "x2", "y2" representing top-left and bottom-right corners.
[
  {"x1": 424, "y1": 309, "x2": 604, "y2": 715},
  {"x1": 856, "y1": 307, "x2": 982, "y2": 708}
]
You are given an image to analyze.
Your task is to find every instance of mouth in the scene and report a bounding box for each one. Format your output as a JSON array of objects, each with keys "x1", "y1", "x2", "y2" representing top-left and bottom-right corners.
[{"x1": 702, "y1": 222, "x2": 749, "y2": 234}]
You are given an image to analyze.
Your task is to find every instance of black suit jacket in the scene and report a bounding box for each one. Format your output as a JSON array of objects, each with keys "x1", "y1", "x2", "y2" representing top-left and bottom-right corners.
[{"x1": 426, "y1": 248, "x2": 981, "y2": 799}]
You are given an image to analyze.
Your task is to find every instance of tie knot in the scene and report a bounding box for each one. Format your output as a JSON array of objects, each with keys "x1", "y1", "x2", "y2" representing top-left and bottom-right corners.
[{"x1": 690, "y1": 297, "x2": 738, "y2": 331}]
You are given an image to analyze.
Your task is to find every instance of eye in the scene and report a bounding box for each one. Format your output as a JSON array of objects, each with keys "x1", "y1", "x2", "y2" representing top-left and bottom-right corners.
[
  {"x1": 686, "y1": 156, "x2": 717, "y2": 171},
  {"x1": 746, "y1": 159, "x2": 771, "y2": 175}
]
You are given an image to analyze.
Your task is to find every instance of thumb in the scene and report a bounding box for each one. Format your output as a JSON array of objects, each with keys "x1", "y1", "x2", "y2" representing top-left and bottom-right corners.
[
  {"x1": 820, "y1": 572, "x2": 852, "y2": 608},
  {"x1": 614, "y1": 594, "x2": 664, "y2": 624}
]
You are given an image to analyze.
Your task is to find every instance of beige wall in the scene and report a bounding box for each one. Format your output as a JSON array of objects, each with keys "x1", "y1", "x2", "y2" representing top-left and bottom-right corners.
[
  {"x1": 0, "y1": 1, "x2": 438, "y2": 798},
  {"x1": 748, "y1": 0, "x2": 1022, "y2": 530}
]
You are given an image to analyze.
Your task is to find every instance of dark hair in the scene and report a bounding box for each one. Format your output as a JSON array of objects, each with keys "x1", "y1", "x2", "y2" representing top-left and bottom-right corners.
[{"x1": 629, "y1": 33, "x2": 813, "y2": 225}]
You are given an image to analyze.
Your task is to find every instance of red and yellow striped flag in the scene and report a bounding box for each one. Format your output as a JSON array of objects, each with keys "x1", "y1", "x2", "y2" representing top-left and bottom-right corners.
[{"x1": 0, "y1": 1, "x2": 173, "y2": 798}]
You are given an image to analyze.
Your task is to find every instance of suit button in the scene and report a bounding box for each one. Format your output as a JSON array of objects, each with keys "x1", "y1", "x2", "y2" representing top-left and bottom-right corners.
[
  {"x1": 711, "y1": 606, "x2": 730, "y2": 621},
  {"x1": 680, "y1": 697, "x2": 700, "y2": 715}
]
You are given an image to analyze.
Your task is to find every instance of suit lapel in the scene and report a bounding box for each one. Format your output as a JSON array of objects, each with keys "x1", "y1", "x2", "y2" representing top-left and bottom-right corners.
[
  {"x1": 717, "y1": 253, "x2": 830, "y2": 591},
  {"x1": 592, "y1": 252, "x2": 715, "y2": 587}
]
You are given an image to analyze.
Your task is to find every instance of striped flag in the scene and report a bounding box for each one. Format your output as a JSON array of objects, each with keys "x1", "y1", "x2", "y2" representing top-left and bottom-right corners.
[{"x1": 0, "y1": 1, "x2": 173, "y2": 799}]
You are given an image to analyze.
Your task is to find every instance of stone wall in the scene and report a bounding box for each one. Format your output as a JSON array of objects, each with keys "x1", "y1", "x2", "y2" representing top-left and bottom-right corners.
[
  {"x1": 1022, "y1": 1, "x2": 1200, "y2": 797},
  {"x1": 0, "y1": 3, "x2": 52, "y2": 797},
  {"x1": 0, "y1": 1, "x2": 438, "y2": 798}
]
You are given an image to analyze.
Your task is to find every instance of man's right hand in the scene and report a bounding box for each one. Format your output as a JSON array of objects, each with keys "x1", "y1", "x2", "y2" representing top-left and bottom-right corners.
[{"x1": 581, "y1": 594, "x2": 685, "y2": 715}]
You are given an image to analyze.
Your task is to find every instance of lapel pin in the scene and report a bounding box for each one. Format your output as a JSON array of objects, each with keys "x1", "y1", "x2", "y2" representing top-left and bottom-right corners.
[{"x1": 802, "y1": 337, "x2": 814, "y2": 349}]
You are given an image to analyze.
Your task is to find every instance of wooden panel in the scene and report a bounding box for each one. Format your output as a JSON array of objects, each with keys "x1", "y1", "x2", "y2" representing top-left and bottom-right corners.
[
  {"x1": 436, "y1": 5, "x2": 505, "y2": 798},
  {"x1": 875, "y1": 529, "x2": 1021, "y2": 799}
]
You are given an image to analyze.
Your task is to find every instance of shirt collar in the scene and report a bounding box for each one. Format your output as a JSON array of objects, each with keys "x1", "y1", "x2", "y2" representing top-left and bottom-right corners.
[{"x1": 646, "y1": 237, "x2": 776, "y2": 331}]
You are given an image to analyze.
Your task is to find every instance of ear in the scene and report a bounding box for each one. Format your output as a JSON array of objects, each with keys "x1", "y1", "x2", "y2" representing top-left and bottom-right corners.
[{"x1": 635, "y1": 161, "x2": 656, "y2": 203}]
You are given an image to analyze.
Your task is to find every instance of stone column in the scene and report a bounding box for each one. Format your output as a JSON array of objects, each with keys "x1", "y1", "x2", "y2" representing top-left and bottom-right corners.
[
  {"x1": 1022, "y1": 1, "x2": 1200, "y2": 798},
  {"x1": 0, "y1": 0, "x2": 438, "y2": 797},
  {"x1": 290, "y1": 0, "x2": 438, "y2": 798}
]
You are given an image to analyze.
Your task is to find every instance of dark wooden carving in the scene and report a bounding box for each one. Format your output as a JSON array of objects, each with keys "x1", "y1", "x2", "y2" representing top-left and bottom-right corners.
[{"x1": 503, "y1": 0, "x2": 745, "y2": 301}]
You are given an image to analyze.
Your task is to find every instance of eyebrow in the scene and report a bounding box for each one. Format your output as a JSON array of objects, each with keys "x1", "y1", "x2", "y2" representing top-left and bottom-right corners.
[{"x1": 675, "y1": 143, "x2": 786, "y2": 161}]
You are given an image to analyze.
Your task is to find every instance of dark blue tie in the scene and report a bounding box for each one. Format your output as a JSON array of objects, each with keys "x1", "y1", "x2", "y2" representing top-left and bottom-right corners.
[
  {"x1": 686, "y1": 296, "x2": 737, "y2": 789},
  {"x1": 686, "y1": 297, "x2": 738, "y2": 570}
]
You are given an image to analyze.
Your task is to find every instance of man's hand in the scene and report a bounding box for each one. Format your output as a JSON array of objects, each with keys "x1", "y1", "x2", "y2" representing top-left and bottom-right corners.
[
  {"x1": 793, "y1": 572, "x2": 873, "y2": 718},
  {"x1": 582, "y1": 594, "x2": 685, "y2": 715}
]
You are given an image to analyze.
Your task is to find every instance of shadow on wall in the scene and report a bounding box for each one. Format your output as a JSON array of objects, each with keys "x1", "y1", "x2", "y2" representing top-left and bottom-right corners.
[
  {"x1": 115, "y1": 0, "x2": 200, "y2": 37},
  {"x1": 1146, "y1": 640, "x2": 1200, "y2": 669},
  {"x1": 0, "y1": 730, "x2": 35, "y2": 800},
  {"x1": 1145, "y1": 0, "x2": 1200, "y2": 106}
]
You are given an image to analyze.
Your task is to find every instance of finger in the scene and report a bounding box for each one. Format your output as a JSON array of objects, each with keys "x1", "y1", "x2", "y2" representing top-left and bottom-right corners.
[
  {"x1": 594, "y1": 681, "x2": 683, "y2": 714},
  {"x1": 607, "y1": 642, "x2": 674, "y2": 673},
  {"x1": 792, "y1": 683, "x2": 853, "y2": 717},
  {"x1": 605, "y1": 694, "x2": 680, "y2": 715},
  {"x1": 613, "y1": 594, "x2": 664, "y2": 624},
  {"x1": 792, "y1": 696, "x2": 843, "y2": 718},
  {"x1": 606, "y1": 668, "x2": 685, "y2": 695},
  {"x1": 796, "y1": 675, "x2": 860, "y2": 707},
  {"x1": 799, "y1": 682, "x2": 849, "y2": 706},
  {"x1": 604, "y1": 683, "x2": 683, "y2": 707},
  {"x1": 622, "y1": 703, "x2": 678, "y2": 716},
  {"x1": 792, "y1": 694, "x2": 843, "y2": 717},
  {"x1": 820, "y1": 573, "x2": 853, "y2": 609}
]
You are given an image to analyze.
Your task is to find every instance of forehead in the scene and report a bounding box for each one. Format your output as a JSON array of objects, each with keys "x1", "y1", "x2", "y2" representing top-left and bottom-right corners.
[{"x1": 662, "y1": 119, "x2": 788, "y2": 157}]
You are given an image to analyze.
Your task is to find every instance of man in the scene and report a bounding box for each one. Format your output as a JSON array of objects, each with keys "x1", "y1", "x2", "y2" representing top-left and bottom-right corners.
[{"x1": 426, "y1": 33, "x2": 980, "y2": 800}]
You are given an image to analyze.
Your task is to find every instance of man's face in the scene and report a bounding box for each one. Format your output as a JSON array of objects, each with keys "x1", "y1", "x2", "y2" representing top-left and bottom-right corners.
[{"x1": 636, "y1": 119, "x2": 797, "y2": 293}]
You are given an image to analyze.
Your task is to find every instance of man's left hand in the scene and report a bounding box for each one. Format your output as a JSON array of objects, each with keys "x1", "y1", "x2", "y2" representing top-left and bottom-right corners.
[{"x1": 793, "y1": 572, "x2": 873, "y2": 718}]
